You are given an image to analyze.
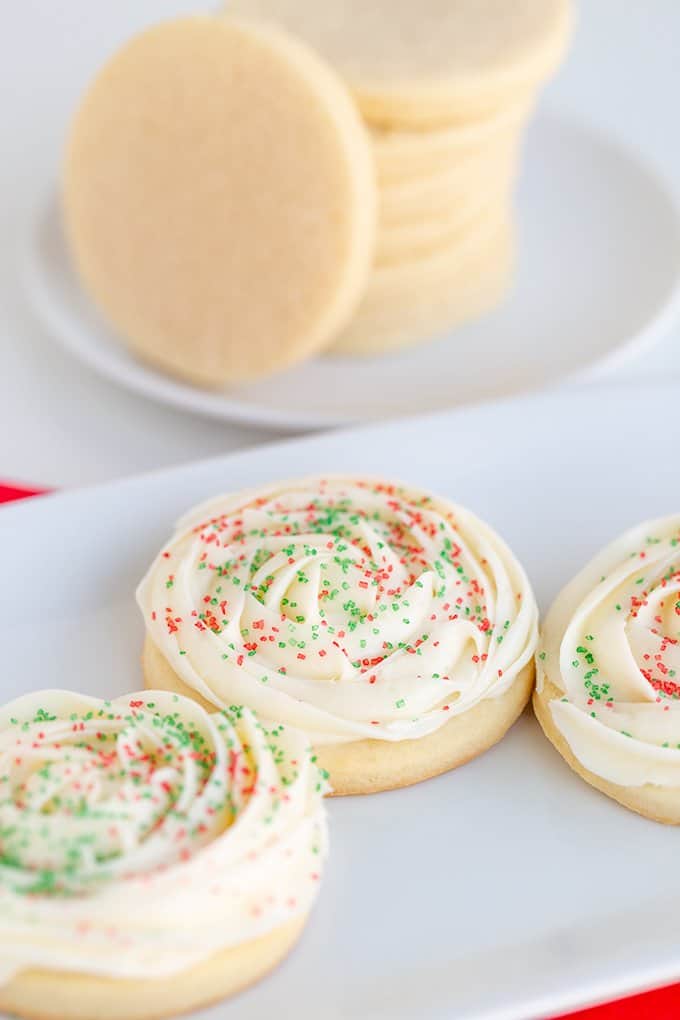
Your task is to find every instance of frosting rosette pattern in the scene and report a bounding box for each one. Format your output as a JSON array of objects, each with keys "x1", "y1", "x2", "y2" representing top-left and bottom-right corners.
[
  {"x1": 138, "y1": 476, "x2": 538, "y2": 744},
  {"x1": 538, "y1": 514, "x2": 680, "y2": 788},
  {"x1": 0, "y1": 689, "x2": 327, "y2": 984}
]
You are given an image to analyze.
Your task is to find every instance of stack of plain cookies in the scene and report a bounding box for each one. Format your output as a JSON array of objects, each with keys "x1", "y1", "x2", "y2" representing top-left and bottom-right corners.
[
  {"x1": 231, "y1": 0, "x2": 572, "y2": 356},
  {"x1": 63, "y1": 2, "x2": 571, "y2": 387}
]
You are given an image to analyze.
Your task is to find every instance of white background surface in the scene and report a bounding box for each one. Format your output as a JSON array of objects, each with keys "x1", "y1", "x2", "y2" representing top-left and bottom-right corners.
[
  {"x1": 1, "y1": 1, "x2": 680, "y2": 486},
  {"x1": 3, "y1": 386, "x2": 680, "y2": 1020}
]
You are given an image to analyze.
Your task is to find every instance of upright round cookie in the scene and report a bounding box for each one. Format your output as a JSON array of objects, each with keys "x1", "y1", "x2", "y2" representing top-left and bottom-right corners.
[
  {"x1": 138, "y1": 476, "x2": 539, "y2": 795},
  {"x1": 0, "y1": 689, "x2": 327, "y2": 1019},
  {"x1": 227, "y1": 0, "x2": 573, "y2": 127},
  {"x1": 63, "y1": 15, "x2": 376, "y2": 387},
  {"x1": 535, "y1": 515, "x2": 680, "y2": 824}
]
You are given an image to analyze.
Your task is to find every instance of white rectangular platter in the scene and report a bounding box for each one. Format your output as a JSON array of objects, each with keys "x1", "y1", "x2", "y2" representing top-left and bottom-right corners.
[{"x1": 2, "y1": 383, "x2": 680, "y2": 1020}]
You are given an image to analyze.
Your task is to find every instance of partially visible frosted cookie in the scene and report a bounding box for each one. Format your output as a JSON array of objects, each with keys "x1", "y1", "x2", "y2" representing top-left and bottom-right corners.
[
  {"x1": 227, "y1": 0, "x2": 572, "y2": 127},
  {"x1": 0, "y1": 689, "x2": 328, "y2": 1019},
  {"x1": 535, "y1": 515, "x2": 680, "y2": 824},
  {"x1": 63, "y1": 15, "x2": 376, "y2": 387}
]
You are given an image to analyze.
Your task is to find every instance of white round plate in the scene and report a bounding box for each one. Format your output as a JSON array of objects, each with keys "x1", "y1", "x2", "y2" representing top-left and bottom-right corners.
[{"x1": 27, "y1": 112, "x2": 680, "y2": 431}]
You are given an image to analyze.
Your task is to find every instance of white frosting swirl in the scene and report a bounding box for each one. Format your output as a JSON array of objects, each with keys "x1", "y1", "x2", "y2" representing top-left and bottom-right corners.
[
  {"x1": 0, "y1": 689, "x2": 327, "y2": 984},
  {"x1": 138, "y1": 476, "x2": 538, "y2": 744},
  {"x1": 538, "y1": 514, "x2": 680, "y2": 787}
]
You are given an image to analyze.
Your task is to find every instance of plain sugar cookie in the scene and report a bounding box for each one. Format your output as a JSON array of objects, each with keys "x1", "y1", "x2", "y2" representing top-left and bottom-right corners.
[
  {"x1": 357, "y1": 208, "x2": 512, "y2": 300},
  {"x1": 371, "y1": 96, "x2": 533, "y2": 183},
  {"x1": 137, "y1": 476, "x2": 539, "y2": 796},
  {"x1": 331, "y1": 218, "x2": 514, "y2": 354},
  {"x1": 63, "y1": 15, "x2": 376, "y2": 387},
  {"x1": 377, "y1": 135, "x2": 521, "y2": 229},
  {"x1": 227, "y1": 0, "x2": 572, "y2": 127},
  {"x1": 376, "y1": 190, "x2": 513, "y2": 265}
]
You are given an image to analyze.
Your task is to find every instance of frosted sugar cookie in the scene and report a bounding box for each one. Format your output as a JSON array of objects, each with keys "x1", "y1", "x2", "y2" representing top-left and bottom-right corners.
[
  {"x1": 535, "y1": 515, "x2": 680, "y2": 824},
  {"x1": 226, "y1": 0, "x2": 572, "y2": 128},
  {"x1": 63, "y1": 15, "x2": 376, "y2": 387},
  {"x1": 138, "y1": 476, "x2": 538, "y2": 796},
  {"x1": 0, "y1": 689, "x2": 327, "y2": 1019}
]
